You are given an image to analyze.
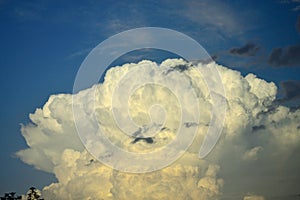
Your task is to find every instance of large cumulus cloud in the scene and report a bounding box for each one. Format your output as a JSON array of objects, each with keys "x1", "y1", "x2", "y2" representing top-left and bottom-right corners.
[{"x1": 17, "y1": 59, "x2": 300, "y2": 199}]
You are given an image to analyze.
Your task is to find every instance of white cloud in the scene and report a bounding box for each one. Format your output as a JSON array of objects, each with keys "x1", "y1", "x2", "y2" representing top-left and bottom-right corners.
[
  {"x1": 242, "y1": 146, "x2": 263, "y2": 161},
  {"x1": 17, "y1": 59, "x2": 300, "y2": 199}
]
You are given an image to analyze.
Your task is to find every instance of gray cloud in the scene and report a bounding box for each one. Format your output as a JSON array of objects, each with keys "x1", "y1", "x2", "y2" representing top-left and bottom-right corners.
[
  {"x1": 268, "y1": 44, "x2": 300, "y2": 67},
  {"x1": 297, "y1": 15, "x2": 300, "y2": 33},
  {"x1": 252, "y1": 125, "x2": 266, "y2": 132},
  {"x1": 229, "y1": 43, "x2": 260, "y2": 57}
]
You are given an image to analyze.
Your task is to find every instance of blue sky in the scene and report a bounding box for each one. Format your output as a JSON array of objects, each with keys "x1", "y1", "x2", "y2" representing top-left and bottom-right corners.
[{"x1": 0, "y1": 0, "x2": 300, "y2": 196}]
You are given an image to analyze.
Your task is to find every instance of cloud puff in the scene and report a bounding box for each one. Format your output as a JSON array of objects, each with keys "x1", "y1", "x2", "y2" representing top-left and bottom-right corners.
[
  {"x1": 242, "y1": 146, "x2": 263, "y2": 161},
  {"x1": 43, "y1": 149, "x2": 222, "y2": 199},
  {"x1": 229, "y1": 43, "x2": 260, "y2": 57},
  {"x1": 17, "y1": 59, "x2": 300, "y2": 199}
]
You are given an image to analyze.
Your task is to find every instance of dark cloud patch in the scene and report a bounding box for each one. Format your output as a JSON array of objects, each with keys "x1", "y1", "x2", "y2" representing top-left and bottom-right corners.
[
  {"x1": 211, "y1": 55, "x2": 218, "y2": 61},
  {"x1": 297, "y1": 15, "x2": 300, "y2": 33},
  {"x1": 131, "y1": 137, "x2": 154, "y2": 144},
  {"x1": 172, "y1": 64, "x2": 189, "y2": 72},
  {"x1": 252, "y1": 125, "x2": 266, "y2": 132},
  {"x1": 280, "y1": 80, "x2": 300, "y2": 101},
  {"x1": 184, "y1": 122, "x2": 198, "y2": 128},
  {"x1": 164, "y1": 64, "x2": 190, "y2": 75},
  {"x1": 268, "y1": 44, "x2": 300, "y2": 67},
  {"x1": 229, "y1": 43, "x2": 260, "y2": 57}
]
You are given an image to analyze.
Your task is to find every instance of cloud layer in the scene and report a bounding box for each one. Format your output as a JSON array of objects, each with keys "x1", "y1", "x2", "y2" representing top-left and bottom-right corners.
[{"x1": 17, "y1": 59, "x2": 300, "y2": 199}]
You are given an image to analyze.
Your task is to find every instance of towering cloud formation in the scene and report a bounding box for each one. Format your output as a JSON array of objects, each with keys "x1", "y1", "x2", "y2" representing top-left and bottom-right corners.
[{"x1": 17, "y1": 59, "x2": 300, "y2": 199}]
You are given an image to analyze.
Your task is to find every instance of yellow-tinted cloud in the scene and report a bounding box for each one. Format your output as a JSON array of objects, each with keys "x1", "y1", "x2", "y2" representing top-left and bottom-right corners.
[{"x1": 17, "y1": 59, "x2": 300, "y2": 199}]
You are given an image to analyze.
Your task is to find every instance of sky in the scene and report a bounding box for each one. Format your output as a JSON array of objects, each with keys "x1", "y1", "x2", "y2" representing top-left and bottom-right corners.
[{"x1": 0, "y1": 0, "x2": 300, "y2": 199}]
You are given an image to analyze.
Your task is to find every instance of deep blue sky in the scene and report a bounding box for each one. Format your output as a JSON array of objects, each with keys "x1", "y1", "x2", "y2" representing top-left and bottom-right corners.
[{"x1": 0, "y1": 0, "x2": 300, "y2": 195}]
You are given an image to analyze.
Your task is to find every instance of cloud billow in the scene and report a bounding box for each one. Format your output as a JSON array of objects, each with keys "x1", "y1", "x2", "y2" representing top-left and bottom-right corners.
[{"x1": 17, "y1": 59, "x2": 300, "y2": 199}]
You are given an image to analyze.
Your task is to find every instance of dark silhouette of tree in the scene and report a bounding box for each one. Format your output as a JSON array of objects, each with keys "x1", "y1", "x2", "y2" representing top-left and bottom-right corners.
[
  {"x1": 26, "y1": 187, "x2": 43, "y2": 200},
  {"x1": 0, "y1": 192, "x2": 21, "y2": 200},
  {"x1": 1, "y1": 187, "x2": 44, "y2": 200}
]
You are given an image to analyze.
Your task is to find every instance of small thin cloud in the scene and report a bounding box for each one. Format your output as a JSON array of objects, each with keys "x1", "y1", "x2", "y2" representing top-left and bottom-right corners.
[
  {"x1": 66, "y1": 48, "x2": 92, "y2": 60},
  {"x1": 11, "y1": 1, "x2": 47, "y2": 21},
  {"x1": 292, "y1": 5, "x2": 300, "y2": 11},
  {"x1": 181, "y1": 0, "x2": 245, "y2": 37},
  {"x1": 280, "y1": 0, "x2": 300, "y2": 3},
  {"x1": 279, "y1": 0, "x2": 300, "y2": 11}
]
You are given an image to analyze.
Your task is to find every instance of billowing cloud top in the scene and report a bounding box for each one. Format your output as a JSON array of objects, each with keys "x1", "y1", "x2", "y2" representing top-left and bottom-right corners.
[{"x1": 17, "y1": 59, "x2": 300, "y2": 199}]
